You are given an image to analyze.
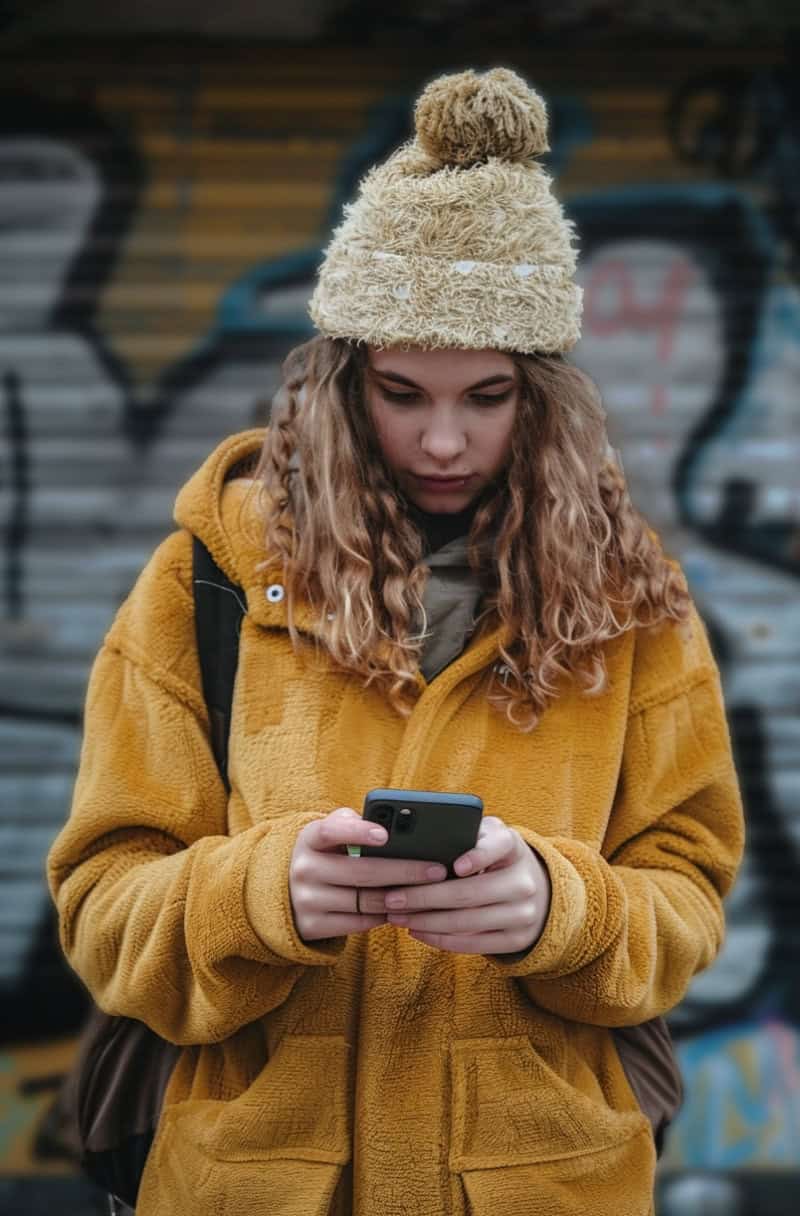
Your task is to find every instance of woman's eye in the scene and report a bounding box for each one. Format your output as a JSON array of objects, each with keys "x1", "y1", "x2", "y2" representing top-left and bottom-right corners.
[
  {"x1": 472, "y1": 391, "x2": 512, "y2": 406},
  {"x1": 380, "y1": 387, "x2": 420, "y2": 404},
  {"x1": 377, "y1": 386, "x2": 511, "y2": 405}
]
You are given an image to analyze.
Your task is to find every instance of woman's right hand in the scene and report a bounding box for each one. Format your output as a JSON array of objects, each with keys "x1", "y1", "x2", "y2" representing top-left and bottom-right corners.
[{"x1": 289, "y1": 806, "x2": 448, "y2": 942}]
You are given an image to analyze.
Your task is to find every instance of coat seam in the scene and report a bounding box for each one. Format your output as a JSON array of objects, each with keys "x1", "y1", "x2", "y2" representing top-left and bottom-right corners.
[
  {"x1": 628, "y1": 665, "x2": 716, "y2": 717},
  {"x1": 103, "y1": 636, "x2": 208, "y2": 721}
]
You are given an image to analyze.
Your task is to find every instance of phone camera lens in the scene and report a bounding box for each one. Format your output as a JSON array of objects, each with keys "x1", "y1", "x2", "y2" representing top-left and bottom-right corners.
[{"x1": 395, "y1": 807, "x2": 415, "y2": 833}]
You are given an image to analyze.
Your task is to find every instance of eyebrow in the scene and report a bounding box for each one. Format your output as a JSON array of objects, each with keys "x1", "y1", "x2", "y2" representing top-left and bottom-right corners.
[{"x1": 371, "y1": 370, "x2": 515, "y2": 390}]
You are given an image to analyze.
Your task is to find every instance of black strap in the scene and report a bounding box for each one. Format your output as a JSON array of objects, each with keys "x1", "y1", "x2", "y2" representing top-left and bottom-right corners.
[{"x1": 192, "y1": 536, "x2": 246, "y2": 791}]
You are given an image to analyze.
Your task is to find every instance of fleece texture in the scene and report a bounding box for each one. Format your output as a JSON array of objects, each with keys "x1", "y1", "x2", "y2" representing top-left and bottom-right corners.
[
  {"x1": 48, "y1": 430, "x2": 744, "y2": 1216},
  {"x1": 309, "y1": 68, "x2": 582, "y2": 355}
]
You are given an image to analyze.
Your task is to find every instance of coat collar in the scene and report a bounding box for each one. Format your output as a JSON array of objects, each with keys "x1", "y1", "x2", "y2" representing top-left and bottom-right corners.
[{"x1": 174, "y1": 428, "x2": 509, "y2": 670}]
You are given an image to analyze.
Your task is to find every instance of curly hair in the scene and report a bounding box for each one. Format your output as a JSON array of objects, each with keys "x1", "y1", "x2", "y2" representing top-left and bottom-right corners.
[{"x1": 253, "y1": 335, "x2": 689, "y2": 730}]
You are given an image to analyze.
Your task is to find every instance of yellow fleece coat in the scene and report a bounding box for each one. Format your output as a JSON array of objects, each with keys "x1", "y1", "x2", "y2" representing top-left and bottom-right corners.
[{"x1": 48, "y1": 429, "x2": 744, "y2": 1216}]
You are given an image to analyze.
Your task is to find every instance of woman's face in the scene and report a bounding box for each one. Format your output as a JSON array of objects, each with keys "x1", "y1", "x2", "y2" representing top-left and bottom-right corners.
[{"x1": 365, "y1": 346, "x2": 519, "y2": 513}]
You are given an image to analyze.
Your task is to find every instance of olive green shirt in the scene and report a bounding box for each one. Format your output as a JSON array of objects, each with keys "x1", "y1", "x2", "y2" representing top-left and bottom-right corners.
[{"x1": 418, "y1": 536, "x2": 483, "y2": 682}]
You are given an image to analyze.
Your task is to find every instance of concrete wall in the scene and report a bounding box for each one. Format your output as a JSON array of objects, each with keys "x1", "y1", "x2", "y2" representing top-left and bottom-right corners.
[{"x1": 0, "y1": 35, "x2": 797, "y2": 1206}]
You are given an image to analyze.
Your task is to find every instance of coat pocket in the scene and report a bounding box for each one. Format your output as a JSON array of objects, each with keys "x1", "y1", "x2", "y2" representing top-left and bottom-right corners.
[
  {"x1": 450, "y1": 1036, "x2": 654, "y2": 1216},
  {"x1": 138, "y1": 1034, "x2": 351, "y2": 1216}
]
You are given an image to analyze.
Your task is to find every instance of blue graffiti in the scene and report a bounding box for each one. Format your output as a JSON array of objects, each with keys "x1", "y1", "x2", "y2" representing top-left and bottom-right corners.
[{"x1": 665, "y1": 1020, "x2": 800, "y2": 1168}]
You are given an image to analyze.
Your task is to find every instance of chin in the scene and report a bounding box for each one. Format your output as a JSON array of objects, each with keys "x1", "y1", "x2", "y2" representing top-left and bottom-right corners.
[{"x1": 411, "y1": 491, "x2": 476, "y2": 513}]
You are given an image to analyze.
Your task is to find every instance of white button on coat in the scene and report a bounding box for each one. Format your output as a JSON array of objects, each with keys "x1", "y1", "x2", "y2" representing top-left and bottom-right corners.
[{"x1": 265, "y1": 583, "x2": 285, "y2": 604}]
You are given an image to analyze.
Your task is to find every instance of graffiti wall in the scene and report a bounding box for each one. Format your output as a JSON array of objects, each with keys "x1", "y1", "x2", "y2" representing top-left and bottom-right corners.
[{"x1": 0, "y1": 37, "x2": 797, "y2": 1210}]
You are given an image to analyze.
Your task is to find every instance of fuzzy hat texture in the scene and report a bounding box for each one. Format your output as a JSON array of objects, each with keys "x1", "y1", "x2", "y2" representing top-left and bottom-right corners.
[{"x1": 309, "y1": 67, "x2": 582, "y2": 355}]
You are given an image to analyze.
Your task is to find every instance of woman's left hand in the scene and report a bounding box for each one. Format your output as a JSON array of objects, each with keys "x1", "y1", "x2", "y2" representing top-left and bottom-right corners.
[{"x1": 380, "y1": 815, "x2": 552, "y2": 956}]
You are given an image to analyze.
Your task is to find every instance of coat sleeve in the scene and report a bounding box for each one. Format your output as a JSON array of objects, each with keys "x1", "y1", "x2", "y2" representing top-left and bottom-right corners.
[
  {"x1": 492, "y1": 604, "x2": 745, "y2": 1027},
  {"x1": 47, "y1": 529, "x2": 344, "y2": 1047}
]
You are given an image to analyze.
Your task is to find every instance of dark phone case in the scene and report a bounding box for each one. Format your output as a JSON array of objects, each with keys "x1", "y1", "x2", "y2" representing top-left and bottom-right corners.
[{"x1": 361, "y1": 788, "x2": 483, "y2": 873}]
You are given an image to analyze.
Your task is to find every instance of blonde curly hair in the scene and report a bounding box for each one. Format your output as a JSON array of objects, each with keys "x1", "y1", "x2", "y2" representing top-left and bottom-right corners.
[{"x1": 254, "y1": 335, "x2": 689, "y2": 731}]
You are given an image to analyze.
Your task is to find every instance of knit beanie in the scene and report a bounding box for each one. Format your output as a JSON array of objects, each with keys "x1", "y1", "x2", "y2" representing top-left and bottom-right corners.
[{"x1": 309, "y1": 67, "x2": 582, "y2": 355}]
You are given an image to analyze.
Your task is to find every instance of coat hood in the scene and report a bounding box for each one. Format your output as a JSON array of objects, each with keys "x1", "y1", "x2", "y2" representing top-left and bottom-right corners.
[
  {"x1": 174, "y1": 428, "x2": 267, "y2": 590},
  {"x1": 172, "y1": 428, "x2": 319, "y2": 638},
  {"x1": 172, "y1": 428, "x2": 512, "y2": 661}
]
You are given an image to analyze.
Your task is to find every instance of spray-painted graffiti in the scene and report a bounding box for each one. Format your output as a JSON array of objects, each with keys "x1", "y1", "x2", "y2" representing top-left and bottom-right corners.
[
  {"x1": 0, "y1": 64, "x2": 798, "y2": 1199},
  {"x1": 569, "y1": 185, "x2": 800, "y2": 1044},
  {"x1": 0, "y1": 95, "x2": 144, "y2": 1041},
  {"x1": 564, "y1": 156, "x2": 800, "y2": 1177},
  {"x1": 663, "y1": 1019, "x2": 800, "y2": 1168}
]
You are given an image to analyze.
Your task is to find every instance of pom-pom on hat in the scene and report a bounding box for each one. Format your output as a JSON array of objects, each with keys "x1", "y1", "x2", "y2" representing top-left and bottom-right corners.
[{"x1": 309, "y1": 67, "x2": 582, "y2": 355}]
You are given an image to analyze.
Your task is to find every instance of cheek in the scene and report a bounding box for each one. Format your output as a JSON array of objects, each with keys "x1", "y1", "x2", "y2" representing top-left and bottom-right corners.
[
  {"x1": 367, "y1": 399, "x2": 405, "y2": 467},
  {"x1": 481, "y1": 409, "x2": 517, "y2": 469},
  {"x1": 501, "y1": 418, "x2": 517, "y2": 459}
]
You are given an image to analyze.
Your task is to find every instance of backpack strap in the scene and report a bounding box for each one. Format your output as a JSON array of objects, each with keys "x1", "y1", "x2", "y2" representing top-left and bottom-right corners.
[{"x1": 192, "y1": 535, "x2": 246, "y2": 792}]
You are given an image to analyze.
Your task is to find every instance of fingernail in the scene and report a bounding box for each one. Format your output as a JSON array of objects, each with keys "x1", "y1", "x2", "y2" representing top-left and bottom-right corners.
[
  {"x1": 426, "y1": 864, "x2": 447, "y2": 880},
  {"x1": 368, "y1": 827, "x2": 387, "y2": 842},
  {"x1": 454, "y1": 857, "x2": 472, "y2": 876},
  {"x1": 385, "y1": 893, "x2": 406, "y2": 909}
]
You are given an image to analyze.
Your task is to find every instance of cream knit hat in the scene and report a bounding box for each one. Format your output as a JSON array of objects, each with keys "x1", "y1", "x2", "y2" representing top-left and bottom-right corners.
[{"x1": 309, "y1": 67, "x2": 582, "y2": 355}]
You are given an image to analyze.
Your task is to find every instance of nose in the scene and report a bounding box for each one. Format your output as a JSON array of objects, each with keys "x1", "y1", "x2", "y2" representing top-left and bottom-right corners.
[{"x1": 420, "y1": 408, "x2": 467, "y2": 464}]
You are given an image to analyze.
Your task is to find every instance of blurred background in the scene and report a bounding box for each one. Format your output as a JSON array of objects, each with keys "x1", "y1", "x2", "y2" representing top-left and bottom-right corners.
[{"x1": 0, "y1": 2, "x2": 798, "y2": 1213}]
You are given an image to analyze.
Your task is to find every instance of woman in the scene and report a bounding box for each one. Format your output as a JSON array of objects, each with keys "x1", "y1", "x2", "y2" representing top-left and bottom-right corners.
[{"x1": 48, "y1": 69, "x2": 744, "y2": 1216}]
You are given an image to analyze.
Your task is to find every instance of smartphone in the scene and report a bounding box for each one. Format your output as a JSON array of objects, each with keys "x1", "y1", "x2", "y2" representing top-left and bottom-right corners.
[{"x1": 359, "y1": 787, "x2": 483, "y2": 875}]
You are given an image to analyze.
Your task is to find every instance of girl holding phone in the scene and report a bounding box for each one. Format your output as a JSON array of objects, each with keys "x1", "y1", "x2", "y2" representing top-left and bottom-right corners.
[{"x1": 49, "y1": 69, "x2": 743, "y2": 1216}]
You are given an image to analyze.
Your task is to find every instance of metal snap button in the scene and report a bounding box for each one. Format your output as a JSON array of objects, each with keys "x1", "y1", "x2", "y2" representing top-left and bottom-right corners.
[{"x1": 265, "y1": 583, "x2": 285, "y2": 604}]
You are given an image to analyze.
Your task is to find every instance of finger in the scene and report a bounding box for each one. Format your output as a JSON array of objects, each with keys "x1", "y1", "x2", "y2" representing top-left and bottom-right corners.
[
  {"x1": 316, "y1": 885, "x2": 381, "y2": 915},
  {"x1": 303, "y1": 886, "x2": 388, "y2": 916},
  {"x1": 452, "y1": 818, "x2": 519, "y2": 877},
  {"x1": 384, "y1": 867, "x2": 532, "y2": 912},
  {"x1": 297, "y1": 852, "x2": 447, "y2": 889},
  {"x1": 355, "y1": 887, "x2": 391, "y2": 915},
  {"x1": 408, "y1": 927, "x2": 535, "y2": 955},
  {"x1": 292, "y1": 880, "x2": 379, "y2": 922},
  {"x1": 387, "y1": 901, "x2": 525, "y2": 935},
  {"x1": 299, "y1": 913, "x2": 386, "y2": 941},
  {"x1": 303, "y1": 812, "x2": 389, "y2": 853}
]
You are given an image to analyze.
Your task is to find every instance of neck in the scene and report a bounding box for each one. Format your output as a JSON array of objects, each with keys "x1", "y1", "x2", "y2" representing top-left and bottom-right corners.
[{"x1": 405, "y1": 500, "x2": 479, "y2": 555}]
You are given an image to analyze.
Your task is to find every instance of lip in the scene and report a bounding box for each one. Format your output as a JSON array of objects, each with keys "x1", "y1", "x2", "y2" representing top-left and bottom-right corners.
[{"x1": 413, "y1": 474, "x2": 474, "y2": 491}]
